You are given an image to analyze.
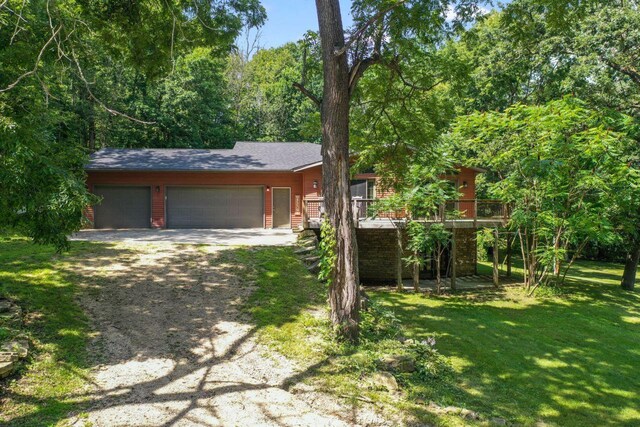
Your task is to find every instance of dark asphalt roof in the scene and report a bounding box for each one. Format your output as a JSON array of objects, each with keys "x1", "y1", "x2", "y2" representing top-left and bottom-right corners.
[{"x1": 86, "y1": 142, "x2": 322, "y2": 172}]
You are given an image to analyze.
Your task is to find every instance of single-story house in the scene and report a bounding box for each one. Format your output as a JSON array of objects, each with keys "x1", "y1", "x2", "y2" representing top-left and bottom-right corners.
[{"x1": 85, "y1": 141, "x2": 497, "y2": 281}]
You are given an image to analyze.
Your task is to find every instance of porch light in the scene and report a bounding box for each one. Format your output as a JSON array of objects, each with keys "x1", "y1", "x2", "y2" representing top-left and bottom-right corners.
[
  {"x1": 155, "y1": 186, "x2": 160, "y2": 193},
  {"x1": 266, "y1": 186, "x2": 270, "y2": 191},
  {"x1": 313, "y1": 180, "x2": 318, "y2": 189},
  {"x1": 462, "y1": 181, "x2": 468, "y2": 188}
]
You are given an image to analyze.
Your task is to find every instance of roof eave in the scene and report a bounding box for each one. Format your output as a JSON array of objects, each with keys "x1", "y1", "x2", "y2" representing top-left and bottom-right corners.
[
  {"x1": 292, "y1": 161, "x2": 323, "y2": 172},
  {"x1": 85, "y1": 168, "x2": 297, "y2": 173}
]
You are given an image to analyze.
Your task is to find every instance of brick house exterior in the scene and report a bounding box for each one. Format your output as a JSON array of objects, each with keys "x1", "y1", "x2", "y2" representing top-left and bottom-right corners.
[{"x1": 85, "y1": 142, "x2": 483, "y2": 282}]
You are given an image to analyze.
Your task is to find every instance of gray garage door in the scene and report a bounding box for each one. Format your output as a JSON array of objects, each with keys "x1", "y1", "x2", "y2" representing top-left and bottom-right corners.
[
  {"x1": 93, "y1": 186, "x2": 151, "y2": 229},
  {"x1": 166, "y1": 186, "x2": 264, "y2": 228}
]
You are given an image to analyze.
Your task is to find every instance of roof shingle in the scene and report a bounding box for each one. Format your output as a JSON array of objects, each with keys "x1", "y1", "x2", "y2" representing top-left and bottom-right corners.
[{"x1": 85, "y1": 142, "x2": 322, "y2": 172}]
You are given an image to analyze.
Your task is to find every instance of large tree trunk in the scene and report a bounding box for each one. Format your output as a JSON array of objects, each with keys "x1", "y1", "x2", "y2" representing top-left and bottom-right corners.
[
  {"x1": 316, "y1": 0, "x2": 360, "y2": 341},
  {"x1": 621, "y1": 241, "x2": 640, "y2": 291}
]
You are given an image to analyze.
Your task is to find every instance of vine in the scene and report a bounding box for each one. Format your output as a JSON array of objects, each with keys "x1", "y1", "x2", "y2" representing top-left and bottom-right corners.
[{"x1": 318, "y1": 220, "x2": 337, "y2": 285}]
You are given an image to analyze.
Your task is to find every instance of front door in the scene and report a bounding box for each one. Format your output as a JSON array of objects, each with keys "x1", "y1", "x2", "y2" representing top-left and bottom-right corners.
[{"x1": 272, "y1": 188, "x2": 291, "y2": 228}]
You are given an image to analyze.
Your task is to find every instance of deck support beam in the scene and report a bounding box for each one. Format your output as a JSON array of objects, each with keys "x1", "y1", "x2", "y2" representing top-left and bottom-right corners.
[
  {"x1": 506, "y1": 232, "x2": 512, "y2": 278},
  {"x1": 493, "y1": 229, "x2": 500, "y2": 287},
  {"x1": 396, "y1": 226, "x2": 403, "y2": 291},
  {"x1": 412, "y1": 259, "x2": 420, "y2": 292},
  {"x1": 451, "y1": 228, "x2": 457, "y2": 291}
]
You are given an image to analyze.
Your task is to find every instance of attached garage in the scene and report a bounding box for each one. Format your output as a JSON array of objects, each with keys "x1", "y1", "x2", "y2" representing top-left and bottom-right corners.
[
  {"x1": 93, "y1": 185, "x2": 151, "y2": 229},
  {"x1": 166, "y1": 186, "x2": 264, "y2": 229}
]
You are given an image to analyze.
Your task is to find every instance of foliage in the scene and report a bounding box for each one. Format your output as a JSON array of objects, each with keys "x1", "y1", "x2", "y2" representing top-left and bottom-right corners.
[
  {"x1": 453, "y1": 97, "x2": 640, "y2": 291},
  {"x1": 360, "y1": 300, "x2": 402, "y2": 340},
  {"x1": 318, "y1": 220, "x2": 337, "y2": 285},
  {"x1": 226, "y1": 36, "x2": 322, "y2": 142},
  {"x1": 244, "y1": 246, "x2": 459, "y2": 424},
  {"x1": 0, "y1": 0, "x2": 264, "y2": 249}
]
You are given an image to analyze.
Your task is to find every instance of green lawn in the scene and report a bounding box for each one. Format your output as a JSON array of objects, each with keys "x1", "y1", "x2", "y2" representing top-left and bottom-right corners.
[
  {"x1": 2, "y1": 234, "x2": 639, "y2": 426},
  {"x1": 375, "y1": 259, "x2": 640, "y2": 426},
  {"x1": 0, "y1": 235, "x2": 97, "y2": 426},
  {"x1": 244, "y1": 246, "x2": 640, "y2": 426}
]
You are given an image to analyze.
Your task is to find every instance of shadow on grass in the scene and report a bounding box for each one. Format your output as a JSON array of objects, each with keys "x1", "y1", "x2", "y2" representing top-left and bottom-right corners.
[
  {"x1": 0, "y1": 238, "x2": 353, "y2": 426},
  {"x1": 375, "y1": 260, "x2": 640, "y2": 426}
]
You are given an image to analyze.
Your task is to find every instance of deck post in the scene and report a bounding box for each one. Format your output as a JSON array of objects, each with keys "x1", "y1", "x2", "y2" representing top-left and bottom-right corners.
[
  {"x1": 474, "y1": 199, "x2": 478, "y2": 228},
  {"x1": 451, "y1": 228, "x2": 457, "y2": 291},
  {"x1": 396, "y1": 223, "x2": 403, "y2": 291},
  {"x1": 506, "y1": 232, "x2": 512, "y2": 278},
  {"x1": 493, "y1": 228, "x2": 500, "y2": 287},
  {"x1": 303, "y1": 200, "x2": 308, "y2": 229},
  {"x1": 412, "y1": 257, "x2": 420, "y2": 292}
]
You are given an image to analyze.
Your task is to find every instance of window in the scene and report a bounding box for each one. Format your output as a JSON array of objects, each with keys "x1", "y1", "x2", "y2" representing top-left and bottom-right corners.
[
  {"x1": 366, "y1": 179, "x2": 376, "y2": 199},
  {"x1": 351, "y1": 179, "x2": 377, "y2": 199}
]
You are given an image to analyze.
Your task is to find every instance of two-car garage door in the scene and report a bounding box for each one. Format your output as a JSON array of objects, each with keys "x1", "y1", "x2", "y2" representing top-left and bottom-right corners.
[
  {"x1": 93, "y1": 185, "x2": 264, "y2": 229},
  {"x1": 166, "y1": 186, "x2": 264, "y2": 228}
]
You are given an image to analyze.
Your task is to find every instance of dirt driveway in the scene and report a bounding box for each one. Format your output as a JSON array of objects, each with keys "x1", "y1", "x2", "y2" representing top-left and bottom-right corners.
[
  {"x1": 71, "y1": 242, "x2": 385, "y2": 427},
  {"x1": 71, "y1": 228, "x2": 297, "y2": 246}
]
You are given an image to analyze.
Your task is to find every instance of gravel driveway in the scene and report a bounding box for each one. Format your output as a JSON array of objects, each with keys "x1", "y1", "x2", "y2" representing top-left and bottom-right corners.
[
  {"x1": 70, "y1": 242, "x2": 384, "y2": 427},
  {"x1": 71, "y1": 228, "x2": 297, "y2": 246}
]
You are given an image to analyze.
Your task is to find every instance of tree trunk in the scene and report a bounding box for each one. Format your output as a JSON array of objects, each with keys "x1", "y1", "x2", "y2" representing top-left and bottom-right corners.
[
  {"x1": 412, "y1": 250, "x2": 420, "y2": 292},
  {"x1": 316, "y1": 0, "x2": 360, "y2": 342},
  {"x1": 621, "y1": 241, "x2": 640, "y2": 291}
]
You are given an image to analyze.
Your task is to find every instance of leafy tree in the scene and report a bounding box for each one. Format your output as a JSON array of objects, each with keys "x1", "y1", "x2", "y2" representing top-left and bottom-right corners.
[
  {"x1": 226, "y1": 37, "x2": 322, "y2": 142},
  {"x1": 311, "y1": 0, "x2": 484, "y2": 341},
  {"x1": 447, "y1": 0, "x2": 640, "y2": 290},
  {"x1": 0, "y1": 0, "x2": 265, "y2": 249},
  {"x1": 453, "y1": 97, "x2": 639, "y2": 293}
]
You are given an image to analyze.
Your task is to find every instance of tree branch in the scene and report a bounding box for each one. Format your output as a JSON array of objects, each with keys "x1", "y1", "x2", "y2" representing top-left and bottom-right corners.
[
  {"x1": 348, "y1": 53, "x2": 382, "y2": 94},
  {"x1": 70, "y1": 49, "x2": 156, "y2": 125},
  {"x1": 606, "y1": 59, "x2": 640, "y2": 86},
  {"x1": 0, "y1": 25, "x2": 61, "y2": 93},
  {"x1": 293, "y1": 82, "x2": 321, "y2": 107},
  {"x1": 334, "y1": 0, "x2": 407, "y2": 57}
]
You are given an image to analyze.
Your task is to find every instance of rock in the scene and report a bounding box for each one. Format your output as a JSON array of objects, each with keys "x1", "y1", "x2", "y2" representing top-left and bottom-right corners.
[
  {"x1": 2, "y1": 339, "x2": 29, "y2": 359},
  {"x1": 371, "y1": 371, "x2": 399, "y2": 392},
  {"x1": 443, "y1": 406, "x2": 461, "y2": 415},
  {"x1": 294, "y1": 246, "x2": 316, "y2": 255},
  {"x1": 302, "y1": 255, "x2": 321, "y2": 264},
  {"x1": 490, "y1": 417, "x2": 508, "y2": 426},
  {"x1": 0, "y1": 360, "x2": 17, "y2": 378},
  {"x1": 380, "y1": 354, "x2": 416, "y2": 373},
  {"x1": 0, "y1": 352, "x2": 18, "y2": 362},
  {"x1": 308, "y1": 260, "x2": 321, "y2": 274},
  {"x1": 0, "y1": 299, "x2": 11, "y2": 313},
  {"x1": 460, "y1": 408, "x2": 481, "y2": 420}
]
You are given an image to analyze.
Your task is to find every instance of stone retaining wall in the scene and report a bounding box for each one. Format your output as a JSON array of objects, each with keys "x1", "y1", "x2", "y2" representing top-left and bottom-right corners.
[{"x1": 357, "y1": 227, "x2": 477, "y2": 283}]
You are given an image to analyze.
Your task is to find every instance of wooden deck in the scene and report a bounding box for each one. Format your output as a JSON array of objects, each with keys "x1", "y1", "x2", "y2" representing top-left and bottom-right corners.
[{"x1": 303, "y1": 198, "x2": 509, "y2": 229}]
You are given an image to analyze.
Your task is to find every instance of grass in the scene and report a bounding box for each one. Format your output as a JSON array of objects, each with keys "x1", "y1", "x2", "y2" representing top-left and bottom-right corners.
[
  {"x1": 375, "y1": 259, "x2": 640, "y2": 426},
  {"x1": 2, "y1": 233, "x2": 638, "y2": 426},
  {"x1": 240, "y1": 245, "x2": 468, "y2": 425},
  {"x1": 0, "y1": 235, "x2": 94, "y2": 426},
  {"x1": 243, "y1": 245, "x2": 640, "y2": 426}
]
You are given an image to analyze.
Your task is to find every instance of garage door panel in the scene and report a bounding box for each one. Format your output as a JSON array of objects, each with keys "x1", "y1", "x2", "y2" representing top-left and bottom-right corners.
[
  {"x1": 167, "y1": 186, "x2": 263, "y2": 229},
  {"x1": 94, "y1": 186, "x2": 151, "y2": 229}
]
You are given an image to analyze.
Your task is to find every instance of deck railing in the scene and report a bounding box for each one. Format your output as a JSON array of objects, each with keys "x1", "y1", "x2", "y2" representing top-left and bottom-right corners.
[{"x1": 303, "y1": 198, "x2": 509, "y2": 227}]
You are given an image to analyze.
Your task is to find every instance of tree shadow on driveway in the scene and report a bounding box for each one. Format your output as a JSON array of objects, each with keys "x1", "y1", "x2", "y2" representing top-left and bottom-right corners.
[{"x1": 3, "y1": 241, "x2": 375, "y2": 427}]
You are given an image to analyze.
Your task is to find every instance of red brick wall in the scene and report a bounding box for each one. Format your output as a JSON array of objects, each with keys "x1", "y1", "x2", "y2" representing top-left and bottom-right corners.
[{"x1": 86, "y1": 171, "x2": 305, "y2": 229}]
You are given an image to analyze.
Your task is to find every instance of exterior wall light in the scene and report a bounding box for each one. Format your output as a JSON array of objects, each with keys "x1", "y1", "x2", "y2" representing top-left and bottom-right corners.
[
  {"x1": 155, "y1": 186, "x2": 160, "y2": 193},
  {"x1": 313, "y1": 180, "x2": 318, "y2": 189},
  {"x1": 462, "y1": 181, "x2": 468, "y2": 188}
]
